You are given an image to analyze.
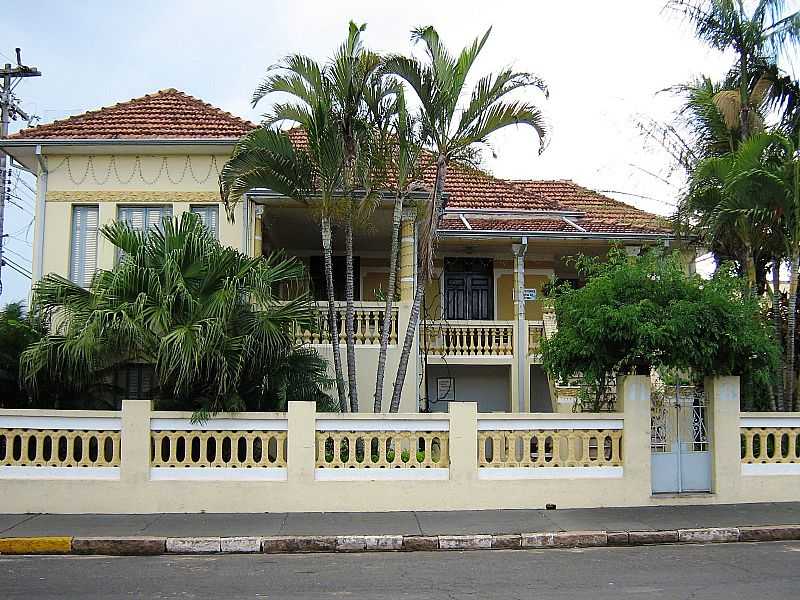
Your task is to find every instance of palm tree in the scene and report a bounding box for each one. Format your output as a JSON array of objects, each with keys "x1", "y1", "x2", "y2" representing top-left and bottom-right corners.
[
  {"x1": 371, "y1": 87, "x2": 425, "y2": 412},
  {"x1": 222, "y1": 23, "x2": 390, "y2": 413},
  {"x1": 329, "y1": 22, "x2": 384, "y2": 412},
  {"x1": 21, "y1": 212, "x2": 326, "y2": 419},
  {"x1": 708, "y1": 132, "x2": 800, "y2": 409},
  {"x1": 382, "y1": 26, "x2": 548, "y2": 411},
  {"x1": 222, "y1": 54, "x2": 350, "y2": 411},
  {"x1": 668, "y1": 0, "x2": 800, "y2": 141},
  {"x1": 686, "y1": 133, "x2": 784, "y2": 289}
]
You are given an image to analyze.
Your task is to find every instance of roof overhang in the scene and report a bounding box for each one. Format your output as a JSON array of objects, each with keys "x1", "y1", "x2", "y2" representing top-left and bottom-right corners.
[
  {"x1": 438, "y1": 228, "x2": 674, "y2": 243},
  {"x1": 0, "y1": 138, "x2": 238, "y2": 171},
  {"x1": 445, "y1": 207, "x2": 585, "y2": 219},
  {"x1": 246, "y1": 187, "x2": 434, "y2": 206}
]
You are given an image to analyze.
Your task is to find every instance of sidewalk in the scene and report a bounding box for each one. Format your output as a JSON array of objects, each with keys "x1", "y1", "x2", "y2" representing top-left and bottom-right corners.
[{"x1": 1, "y1": 502, "x2": 798, "y2": 555}]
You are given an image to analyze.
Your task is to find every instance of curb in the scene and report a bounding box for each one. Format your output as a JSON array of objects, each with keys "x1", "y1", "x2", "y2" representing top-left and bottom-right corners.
[
  {"x1": 0, "y1": 536, "x2": 72, "y2": 555},
  {"x1": 0, "y1": 525, "x2": 798, "y2": 556}
]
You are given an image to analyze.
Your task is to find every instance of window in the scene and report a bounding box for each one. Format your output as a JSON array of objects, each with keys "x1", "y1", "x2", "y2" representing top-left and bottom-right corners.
[
  {"x1": 308, "y1": 256, "x2": 361, "y2": 301},
  {"x1": 191, "y1": 204, "x2": 219, "y2": 239},
  {"x1": 117, "y1": 205, "x2": 172, "y2": 232},
  {"x1": 116, "y1": 364, "x2": 155, "y2": 400},
  {"x1": 69, "y1": 205, "x2": 99, "y2": 287}
]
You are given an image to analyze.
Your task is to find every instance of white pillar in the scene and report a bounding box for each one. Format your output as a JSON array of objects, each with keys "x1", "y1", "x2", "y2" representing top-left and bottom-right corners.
[
  {"x1": 120, "y1": 399, "x2": 152, "y2": 484},
  {"x1": 448, "y1": 402, "x2": 478, "y2": 481},
  {"x1": 287, "y1": 401, "x2": 317, "y2": 483},
  {"x1": 512, "y1": 240, "x2": 527, "y2": 412},
  {"x1": 706, "y1": 376, "x2": 741, "y2": 500},
  {"x1": 619, "y1": 375, "x2": 652, "y2": 504}
]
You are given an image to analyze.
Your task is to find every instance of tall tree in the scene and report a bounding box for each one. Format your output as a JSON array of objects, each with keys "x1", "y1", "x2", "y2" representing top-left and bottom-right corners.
[
  {"x1": 328, "y1": 22, "x2": 383, "y2": 412},
  {"x1": 382, "y1": 26, "x2": 548, "y2": 411},
  {"x1": 700, "y1": 132, "x2": 799, "y2": 409},
  {"x1": 668, "y1": 0, "x2": 800, "y2": 140},
  {"x1": 222, "y1": 50, "x2": 352, "y2": 410},
  {"x1": 221, "y1": 24, "x2": 392, "y2": 412},
  {"x1": 370, "y1": 87, "x2": 424, "y2": 412}
]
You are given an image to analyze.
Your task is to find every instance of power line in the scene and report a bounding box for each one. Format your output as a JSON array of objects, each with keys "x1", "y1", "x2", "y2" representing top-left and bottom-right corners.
[
  {"x1": 3, "y1": 245, "x2": 31, "y2": 264},
  {"x1": 0, "y1": 48, "x2": 41, "y2": 294},
  {"x1": 598, "y1": 189, "x2": 679, "y2": 208},
  {"x1": 2, "y1": 255, "x2": 32, "y2": 279}
]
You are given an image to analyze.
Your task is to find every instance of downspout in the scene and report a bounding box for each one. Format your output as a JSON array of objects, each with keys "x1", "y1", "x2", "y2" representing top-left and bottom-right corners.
[
  {"x1": 33, "y1": 145, "x2": 47, "y2": 282},
  {"x1": 513, "y1": 238, "x2": 528, "y2": 412},
  {"x1": 241, "y1": 195, "x2": 251, "y2": 256}
]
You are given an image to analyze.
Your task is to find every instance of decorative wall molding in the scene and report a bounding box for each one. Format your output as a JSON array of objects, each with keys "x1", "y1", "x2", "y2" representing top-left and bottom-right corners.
[
  {"x1": 47, "y1": 191, "x2": 220, "y2": 203},
  {"x1": 48, "y1": 154, "x2": 222, "y2": 186}
]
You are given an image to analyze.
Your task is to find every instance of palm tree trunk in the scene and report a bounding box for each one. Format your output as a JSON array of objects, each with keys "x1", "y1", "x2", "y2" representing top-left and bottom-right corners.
[
  {"x1": 770, "y1": 259, "x2": 782, "y2": 411},
  {"x1": 390, "y1": 158, "x2": 447, "y2": 412},
  {"x1": 389, "y1": 276, "x2": 424, "y2": 413},
  {"x1": 344, "y1": 216, "x2": 358, "y2": 412},
  {"x1": 788, "y1": 252, "x2": 800, "y2": 412},
  {"x1": 744, "y1": 247, "x2": 757, "y2": 296},
  {"x1": 739, "y1": 50, "x2": 750, "y2": 141},
  {"x1": 373, "y1": 196, "x2": 404, "y2": 412},
  {"x1": 321, "y1": 216, "x2": 347, "y2": 412}
]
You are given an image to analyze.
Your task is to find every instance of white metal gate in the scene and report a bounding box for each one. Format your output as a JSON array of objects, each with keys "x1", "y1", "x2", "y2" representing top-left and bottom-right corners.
[{"x1": 651, "y1": 386, "x2": 711, "y2": 493}]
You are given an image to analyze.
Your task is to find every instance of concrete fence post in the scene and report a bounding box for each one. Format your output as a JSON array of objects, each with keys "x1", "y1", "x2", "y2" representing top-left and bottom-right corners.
[
  {"x1": 619, "y1": 376, "x2": 651, "y2": 503},
  {"x1": 288, "y1": 401, "x2": 317, "y2": 483},
  {"x1": 120, "y1": 399, "x2": 152, "y2": 484},
  {"x1": 706, "y1": 376, "x2": 741, "y2": 501},
  {"x1": 448, "y1": 402, "x2": 478, "y2": 481}
]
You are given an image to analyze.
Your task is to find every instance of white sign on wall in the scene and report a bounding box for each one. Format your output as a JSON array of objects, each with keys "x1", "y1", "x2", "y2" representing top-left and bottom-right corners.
[
  {"x1": 522, "y1": 288, "x2": 538, "y2": 301},
  {"x1": 436, "y1": 377, "x2": 455, "y2": 403}
]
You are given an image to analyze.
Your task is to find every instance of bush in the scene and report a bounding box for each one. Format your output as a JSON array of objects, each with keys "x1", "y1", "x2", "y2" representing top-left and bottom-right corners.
[{"x1": 542, "y1": 248, "x2": 778, "y2": 405}]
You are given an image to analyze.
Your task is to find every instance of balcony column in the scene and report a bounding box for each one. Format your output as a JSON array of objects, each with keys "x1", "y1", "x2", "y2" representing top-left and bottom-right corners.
[
  {"x1": 397, "y1": 211, "x2": 419, "y2": 410},
  {"x1": 512, "y1": 239, "x2": 528, "y2": 412},
  {"x1": 399, "y1": 214, "x2": 415, "y2": 302},
  {"x1": 253, "y1": 204, "x2": 264, "y2": 258}
]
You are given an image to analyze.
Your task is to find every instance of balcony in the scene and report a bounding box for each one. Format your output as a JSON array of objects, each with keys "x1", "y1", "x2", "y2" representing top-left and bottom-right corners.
[
  {"x1": 422, "y1": 321, "x2": 515, "y2": 357},
  {"x1": 296, "y1": 301, "x2": 399, "y2": 346}
]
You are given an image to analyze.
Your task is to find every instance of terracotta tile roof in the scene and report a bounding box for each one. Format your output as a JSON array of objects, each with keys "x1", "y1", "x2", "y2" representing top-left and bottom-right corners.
[
  {"x1": 9, "y1": 88, "x2": 669, "y2": 236},
  {"x1": 10, "y1": 89, "x2": 256, "y2": 139},
  {"x1": 441, "y1": 215, "x2": 573, "y2": 232},
  {"x1": 507, "y1": 180, "x2": 671, "y2": 234},
  {"x1": 438, "y1": 174, "x2": 669, "y2": 235}
]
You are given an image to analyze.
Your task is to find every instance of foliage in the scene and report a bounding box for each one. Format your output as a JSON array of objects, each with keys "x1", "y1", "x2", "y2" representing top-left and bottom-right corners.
[
  {"x1": 541, "y1": 248, "x2": 779, "y2": 405},
  {"x1": 0, "y1": 303, "x2": 44, "y2": 407},
  {"x1": 383, "y1": 25, "x2": 549, "y2": 411},
  {"x1": 21, "y1": 212, "x2": 334, "y2": 418},
  {"x1": 220, "y1": 22, "x2": 395, "y2": 413}
]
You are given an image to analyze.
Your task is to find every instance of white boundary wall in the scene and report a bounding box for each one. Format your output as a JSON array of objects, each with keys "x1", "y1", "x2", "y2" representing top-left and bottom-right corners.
[{"x1": 1, "y1": 377, "x2": 799, "y2": 513}]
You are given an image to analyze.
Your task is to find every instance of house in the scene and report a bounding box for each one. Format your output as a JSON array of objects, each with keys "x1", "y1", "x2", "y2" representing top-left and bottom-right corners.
[{"x1": 1, "y1": 89, "x2": 682, "y2": 413}]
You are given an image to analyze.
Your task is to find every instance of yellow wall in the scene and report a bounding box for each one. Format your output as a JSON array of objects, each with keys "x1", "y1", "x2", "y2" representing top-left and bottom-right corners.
[
  {"x1": 496, "y1": 273, "x2": 551, "y2": 321},
  {"x1": 39, "y1": 153, "x2": 245, "y2": 283},
  {"x1": 46, "y1": 154, "x2": 230, "y2": 192}
]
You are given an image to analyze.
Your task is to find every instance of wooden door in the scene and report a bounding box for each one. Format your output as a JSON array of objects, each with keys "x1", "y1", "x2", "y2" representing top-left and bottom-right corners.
[{"x1": 443, "y1": 258, "x2": 493, "y2": 320}]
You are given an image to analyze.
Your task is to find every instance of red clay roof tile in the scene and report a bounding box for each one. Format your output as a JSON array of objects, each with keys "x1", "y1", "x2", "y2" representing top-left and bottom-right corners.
[
  {"x1": 10, "y1": 90, "x2": 670, "y2": 236},
  {"x1": 10, "y1": 89, "x2": 255, "y2": 139}
]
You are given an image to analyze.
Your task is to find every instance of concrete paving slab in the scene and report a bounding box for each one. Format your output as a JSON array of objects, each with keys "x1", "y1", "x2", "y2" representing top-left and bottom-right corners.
[
  {"x1": 2, "y1": 514, "x2": 159, "y2": 537},
  {"x1": 635, "y1": 503, "x2": 775, "y2": 530},
  {"x1": 0, "y1": 514, "x2": 37, "y2": 535},
  {"x1": 280, "y1": 511, "x2": 421, "y2": 535},
  {"x1": 415, "y1": 510, "x2": 557, "y2": 535},
  {"x1": 140, "y1": 513, "x2": 287, "y2": 537},
  {"x1": 0, "y1": 502, "x2": 797, "y2": 539},
  {"x1": 542, "y1": 507, "x2": 658, "y2": 532}
]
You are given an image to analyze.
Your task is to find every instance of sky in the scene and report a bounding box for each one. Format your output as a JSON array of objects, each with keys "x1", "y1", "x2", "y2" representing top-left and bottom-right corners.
[{"x1": 2, "y1": 0, "x2": 790, "y2": 303}]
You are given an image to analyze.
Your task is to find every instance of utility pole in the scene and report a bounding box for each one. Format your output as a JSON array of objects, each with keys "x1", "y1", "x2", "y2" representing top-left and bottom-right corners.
[{"x1": 0, "y1": 48, "x2": 40, "y2": 295}]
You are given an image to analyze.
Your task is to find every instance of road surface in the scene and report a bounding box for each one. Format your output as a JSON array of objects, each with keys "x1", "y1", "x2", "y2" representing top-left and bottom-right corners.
[{"x1": 2, "y1": 541, "x2": 798, "y2": 599}]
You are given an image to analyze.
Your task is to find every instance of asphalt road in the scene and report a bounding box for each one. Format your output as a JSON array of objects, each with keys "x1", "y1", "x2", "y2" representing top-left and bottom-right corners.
[{"x1": 2, "y1": 541, "x2": 799, "y2": 599}]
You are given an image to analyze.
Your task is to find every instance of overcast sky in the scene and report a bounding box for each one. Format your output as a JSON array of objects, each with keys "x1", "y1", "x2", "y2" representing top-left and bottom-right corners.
[{"x1": 3, "y1": 0, "x2": 793, "y2": 303}]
